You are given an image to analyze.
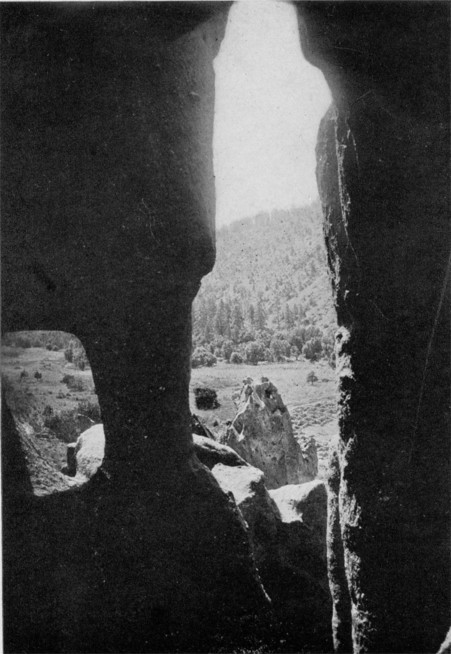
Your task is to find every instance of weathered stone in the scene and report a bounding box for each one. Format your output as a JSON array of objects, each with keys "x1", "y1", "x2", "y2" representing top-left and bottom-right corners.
[
  {"x1": 212, "y1": 463, "x2": 280, "y2": 551},
  {"x1": 300, "y1": 3, "x2": 450, "y2": 650},
  {"x1": 269, "y1": 479, "x2": 327, "y2": 551},
  {"x1": 326, "y1": 438, "x2": 353, "y2": 653},
  {"x1": 222, "y1": 378, "x2": 316, "y2": 489},
  {"x1": 438, "y1": 628, "x2": 451, "y2": 654},
  {"x1": 73, "y1": 423, "x2": 105, "y2": 480},
  {"x1": 191, "y1": 413, "x2": 215, "y2": 439},
  {"x1": 265, "y1": 480, "x2": 332, "y2": 652},
  {"x1": 194, "y1": 435, "x2": 247, "y2": 469},
  {"x1": 295, "y1": 434, "x2": 318, "y2": 481},
  {"x1": 1, "y1": 5, "x2": 276, "y2": 652},
  {"x1": 212, "y1": 461, "x2": 332, "y2": 651},
  {"x1": 64, "y1": 443, "x2": 77, "y2": 477}
]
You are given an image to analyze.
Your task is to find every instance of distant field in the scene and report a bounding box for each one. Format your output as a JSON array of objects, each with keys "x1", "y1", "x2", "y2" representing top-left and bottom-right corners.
[
  {"x1": 2, "y1": 346, "x2": 99, "y2": 471},
  {"x1": 2, "y1": 346, "x2": 97, "y2": 419},
  {"x1": 190, "y1": 359, "x2": 338, "y2": 478},
  {"x1": 2, "y1": 348, "x2": 338, "y2": 479},
  {"x1": 190, "y1": 359, "x2": 337, "y2": 425}
]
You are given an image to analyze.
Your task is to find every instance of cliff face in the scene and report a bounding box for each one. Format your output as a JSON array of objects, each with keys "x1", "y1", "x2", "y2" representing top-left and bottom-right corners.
[
  {"x1": 2, "y1": 5, "x2": 274, "y2": 652},
  {"x1": 222, "y1": 378, "x2": 317, "y2": 488},
  {"x1": 298, "y1": 3, "x2": 450, "y2": 652}
]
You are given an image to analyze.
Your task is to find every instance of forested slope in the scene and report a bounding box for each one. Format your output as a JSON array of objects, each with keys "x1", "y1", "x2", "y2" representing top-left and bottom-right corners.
[{"x1": 192, "y1": 201, "x2": 337, "y2": 364}]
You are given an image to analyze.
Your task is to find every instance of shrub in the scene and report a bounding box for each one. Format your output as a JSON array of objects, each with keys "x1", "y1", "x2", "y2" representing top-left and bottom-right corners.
[
  {"x1": 64, "y1": 339, "x2": 89, "y2": 370},
  {"x1": 43, "y1": 405, "x2": 53, "y2": 417},
  {"x1": 221, "y1": 340, "x2": 234, "y2": 362},
  {"x1": 307, "y1": 370, "x2": 319, "y2": 385},
  {"x1": 270, "y1": 338, "x2": 290, "y2": 362},
  {"x1": 302, "y1": 337, "x2": 323, "y2": 362},
  {"x1": 15, "y1": 336, "x2": 32, "y2": 348},
  {"x1": 264, "y1": 348, "x2": 273, "y2": 362},
  {"x1": 64, "y1": 346, "x2": 73, "y2": 363},
  {"x1": 61, "y1": 374, "x2": 85, "y2": 392},
  {"x1": 290, "y1": 345, "x2": 300, "y2": 360},
  {"x1": 77, "y1": 399, "x2": 101, "y2": 423},
  {"x1": 191, "y1": 346, "x2": 217, "y2": 368},
  {"x1": 194, "y1": 387, "x2": 219, "y2": 410},
  {"x1": 230, "y1": 352, "x2": 243, "y2": 364},
  {"x1": 43, "y1": 409, "x2": 79, "y2": 443},
  {"x1": 244, "y1": 341, "x2": 265, "y2": 365}
]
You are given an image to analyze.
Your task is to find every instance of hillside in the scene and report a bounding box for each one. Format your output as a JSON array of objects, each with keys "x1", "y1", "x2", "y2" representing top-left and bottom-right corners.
[{"x1": 192, "y1": 201, "x2": 337, "y2": 364}]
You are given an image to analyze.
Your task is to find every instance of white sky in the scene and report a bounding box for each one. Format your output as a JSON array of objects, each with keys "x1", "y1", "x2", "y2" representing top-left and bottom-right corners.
[{"x1": 213, "y1": 1, "x2": 331, "y2": 227}]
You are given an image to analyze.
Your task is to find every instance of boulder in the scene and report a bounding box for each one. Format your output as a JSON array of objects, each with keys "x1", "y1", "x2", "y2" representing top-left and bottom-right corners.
[
  {"x1": 267, "y1": 480, "x2": 332, "y2": 650},
  {"x1": 72, "y1": 423, "x2": 105, "y2": 480},
  {"x1": 295, "y1": 434, "x2": 318, "y2": 480},
  {"x1": 193, "y1": 387, "x2": 219, "y2": 410},
  {"x1": 221, "y1": 377, "x2": 316, "y2": 489},
  {"x1": 211, "y1": 460, "x2": 332, "y2": 651},
  {"x1": 191, "y1": 413, "x2": 215, "y2": 439},
  {"x1": 269, "y1": 480, "x2": 327, "y2": 550},
  {"x1": 69, "y1": 424, "x2": 243, "y2": 479},
  {"x1": 212, "y1": 463, "x2": 280, "y2": 558},
  {"x1": 193, "y1": 435, "x2": 247, "y2": 469}
]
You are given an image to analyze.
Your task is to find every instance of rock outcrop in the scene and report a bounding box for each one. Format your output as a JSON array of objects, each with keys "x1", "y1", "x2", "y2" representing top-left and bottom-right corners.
[
  {"x1": 71, "y1": 423, "x2": 105, "y2": 480},
  {"x1": 212, "y1": 463, "x2": 280, "y2": 562},
  {"x1": 438, "y1": 628, "x2": 451, "y2": 654},
  {"x1": 193, "y1": 435, "x2": 247, "y2": 469},
  {"x1": 269, "y1": 480, "x2": 327, "y2": 550},
  {"x1": 211, "y1": 458, "x2": 332, "y2": 651},
  {"x1": 295, "y1": 434, "x2": 319, "y2": 480},
  {"x1": 191, "y1": 413, "x2": 215, "y2": 439},
  {"x1": 66, "y1": 425, "x2": 246, "y2": 479},
  {"x1": 222, "y1": 378, "x2": 317, "y2": 489}
]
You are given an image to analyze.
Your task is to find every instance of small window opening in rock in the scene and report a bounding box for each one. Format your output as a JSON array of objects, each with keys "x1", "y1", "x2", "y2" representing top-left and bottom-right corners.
[
  {"x1": 190, "y1": 2, "x2": 338, "y2": 482},
  {"x1": 2, "y1": 331, "x2": 104, "y2": 493}
]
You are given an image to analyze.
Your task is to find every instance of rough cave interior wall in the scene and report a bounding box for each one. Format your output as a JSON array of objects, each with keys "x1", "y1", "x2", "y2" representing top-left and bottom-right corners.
[
  {"x1": 1, "y1": 2, "x2": 449, "y2": 653},
  {"x1": 297, "y1": 3, "x2": 450, "y2": 652}
]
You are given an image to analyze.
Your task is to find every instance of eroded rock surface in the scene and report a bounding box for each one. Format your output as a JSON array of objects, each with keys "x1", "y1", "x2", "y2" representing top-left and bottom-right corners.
[
  {"x1": 438, "y1": 628, "x2": 451, "y2": 654},
  {"x1": 212, "y1": 459, "x2": 332, "y2": 652},
  {"x1": 222, "y1": 378, "x2": 317, "y2": 489},
  {"x1": 72, "y1": 423, "x2": 105, "y2": 480},
  {"x1": 194, "y1": 435, "x2": 247, "y2": 469},
  {"x1": 269, "y1": 480, "x2": 327, "y2": 549}
]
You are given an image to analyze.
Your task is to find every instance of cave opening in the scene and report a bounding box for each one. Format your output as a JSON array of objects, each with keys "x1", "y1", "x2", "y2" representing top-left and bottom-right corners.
[
  {"x1": 1, "y1": 330, "x2": 104, "y2": 488},
  {"x1": 191, "y1": 1, "x2": 337, "y2": 481}
]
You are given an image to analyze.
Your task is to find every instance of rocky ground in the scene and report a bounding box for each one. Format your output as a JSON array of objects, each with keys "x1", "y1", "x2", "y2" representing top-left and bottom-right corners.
[
  {"x1": 2, "y1": 348, "x2": 338, "y2": 486},
  {"x1": 191, "y1": 360, "x2": 338, "y2": 480}
]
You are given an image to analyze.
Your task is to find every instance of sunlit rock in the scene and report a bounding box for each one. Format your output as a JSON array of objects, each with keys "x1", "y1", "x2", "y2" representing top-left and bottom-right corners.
[{"x1": 222, "y1": 377, "x2": 317, "y2": 488}]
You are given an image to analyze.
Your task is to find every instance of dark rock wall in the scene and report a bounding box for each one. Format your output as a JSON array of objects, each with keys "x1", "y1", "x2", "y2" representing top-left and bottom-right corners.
[
  {"x1": 2, "y1": 4, "x2": 273, "y2": 652},
  {"x1": 2, "y1": 2, "x2": 226, "y2": 476},
  {"x1": 298, "y1": 3, "x2": 450, "y2": 652}
]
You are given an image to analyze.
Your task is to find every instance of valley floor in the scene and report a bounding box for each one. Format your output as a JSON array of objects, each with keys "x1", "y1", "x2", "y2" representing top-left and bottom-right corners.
[
  {"x1": 2, "y1": 348, "x2": 338, "y2": 481},
  {"x1": 190, "y1": 360, "x2": 338, "y2": 479}
]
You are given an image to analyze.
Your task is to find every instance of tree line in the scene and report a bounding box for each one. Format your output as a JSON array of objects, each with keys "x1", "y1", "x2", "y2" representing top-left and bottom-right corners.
[{"x1": 191, "y1": 202, "x2": 336, "y2": 367}]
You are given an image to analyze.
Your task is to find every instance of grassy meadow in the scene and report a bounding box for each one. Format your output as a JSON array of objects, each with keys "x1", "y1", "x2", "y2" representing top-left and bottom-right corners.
[
  {"x1": 2, "y1": 347, "x2": 338, "y2": 479},
  {"x1": 190, "y1": 359, "x2": 338, "y2": 478}
]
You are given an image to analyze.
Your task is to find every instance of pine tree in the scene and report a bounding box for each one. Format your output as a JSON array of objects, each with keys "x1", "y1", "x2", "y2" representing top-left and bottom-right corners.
[
  {"x1": 284, "y1": 304, "x2": 294, "y2": 329},
  {"x1": 255, "y1": 300, "x2": 266, "y2": 331}
]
